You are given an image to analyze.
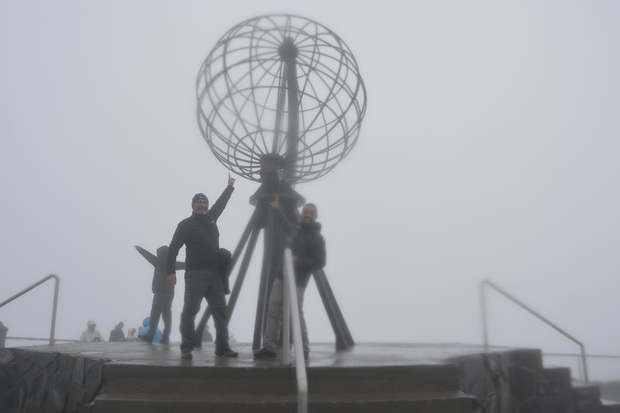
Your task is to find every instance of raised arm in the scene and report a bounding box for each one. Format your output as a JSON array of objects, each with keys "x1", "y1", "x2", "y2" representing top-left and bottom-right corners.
[
  {"x1": 207, "y1": 174, "x2": 235, "y2": 222},
  {"x1": 269, "y1": 196, "x2": 298, "y2": 237},
  {"x1": 134, "y1": 246, "x2": 159, "y2": 267}
]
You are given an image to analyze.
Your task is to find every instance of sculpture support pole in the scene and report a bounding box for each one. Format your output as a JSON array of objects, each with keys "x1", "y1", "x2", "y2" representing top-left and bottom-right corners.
[
  {"x1": 226, "y1": 227, "x2": 261, "y2": 321},
  {"x1": 252, "y1": 206, "x2": 276, "y2": 349},
  {"x1": 284, "y1": 58, "x2": 299, "y2": 174}
]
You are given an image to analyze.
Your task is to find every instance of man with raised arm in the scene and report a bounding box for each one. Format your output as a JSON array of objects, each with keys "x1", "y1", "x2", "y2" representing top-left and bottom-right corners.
[{"x1": 166, "y1": 174, "x2": 238, "y2": 360}]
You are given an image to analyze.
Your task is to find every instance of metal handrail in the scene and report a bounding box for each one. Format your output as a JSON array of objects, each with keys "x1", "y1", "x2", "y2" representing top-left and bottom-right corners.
[
  {"x1": 0, "y1": 274, "x2": 60, "y2": 345},
  {"x1": 480, "y1": 279, "x2": 589, "y2": 383},
  {"x1": 282, "y1": 248, "x2": 308, "y2": 413},
  {"x1": 5, "y1": 337, "x2": 76, "y2": 343}
]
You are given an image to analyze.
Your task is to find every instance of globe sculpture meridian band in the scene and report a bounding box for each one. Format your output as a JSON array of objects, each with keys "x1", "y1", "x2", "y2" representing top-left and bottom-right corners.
[{"x1": 197, "y1": 14, "x2": 367, "y2": 184}]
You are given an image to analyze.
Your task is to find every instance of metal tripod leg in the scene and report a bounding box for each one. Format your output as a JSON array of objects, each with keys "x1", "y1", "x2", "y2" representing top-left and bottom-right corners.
[
  {"x1": 226, "y1": 228, "x2": 261, "y2": 320},
  {"x1": 313, "y1": 269, "x2": 355, "y2": 350},
  {"x1": 193, "y1": 192, "x2": 355, "y2": 351}
]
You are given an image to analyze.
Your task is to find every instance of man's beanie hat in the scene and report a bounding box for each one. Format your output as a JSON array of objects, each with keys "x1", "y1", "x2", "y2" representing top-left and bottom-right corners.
[{"x1": 192, "y1": 193, "x2": 208, "y2": 207}]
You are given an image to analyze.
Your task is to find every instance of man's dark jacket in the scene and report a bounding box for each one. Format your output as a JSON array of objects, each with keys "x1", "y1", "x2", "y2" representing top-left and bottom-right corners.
[
  {"x1": 166, "y1": 185, "x2": 234, "y2": 274},
  {"x1": 273, "y1": 207, "x2": 326, "y2": 288}
]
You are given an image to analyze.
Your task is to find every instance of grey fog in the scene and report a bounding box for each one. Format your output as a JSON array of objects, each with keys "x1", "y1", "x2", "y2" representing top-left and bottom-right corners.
[{"x1": 1, "y1": 0, "x2": 619, "y2": 380}]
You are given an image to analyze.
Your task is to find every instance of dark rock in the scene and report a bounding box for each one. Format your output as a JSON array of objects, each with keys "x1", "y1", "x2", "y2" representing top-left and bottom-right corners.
[{"x1": 0, "y1": 348, "x2": 102, "y2": 413}]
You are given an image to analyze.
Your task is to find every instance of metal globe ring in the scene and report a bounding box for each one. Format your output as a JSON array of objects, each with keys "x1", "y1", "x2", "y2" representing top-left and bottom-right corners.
[{"x1": 197, "y1": 14, "x2": 367, "y2": 183}]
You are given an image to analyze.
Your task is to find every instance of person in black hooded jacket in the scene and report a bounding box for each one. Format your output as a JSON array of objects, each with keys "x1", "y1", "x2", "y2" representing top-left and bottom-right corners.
[
  {"x1": 134, "y1": 245, "x2": 185, "y2": 344},
  {"x1": 254, "y1": 197, "x2": 326, "y2": 359}
]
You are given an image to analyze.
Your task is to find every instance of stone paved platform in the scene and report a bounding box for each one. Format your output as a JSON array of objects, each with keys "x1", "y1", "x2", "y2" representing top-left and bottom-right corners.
[{"x1": 14, "y1": 341, "x2": 521, "y2": 368}]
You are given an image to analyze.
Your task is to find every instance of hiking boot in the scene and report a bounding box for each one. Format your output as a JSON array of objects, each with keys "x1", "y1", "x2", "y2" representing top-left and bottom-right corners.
[
  {"x1": 138, "y1": 334, "x2": 153, "y2": 344},
  {"x1": 253, "y1": 348, "x2": 277, "y2": 359},
  {"x1": 180, "y1": 351, "x2": 192, "y2": 360},
  {"x1": 215, "y1": 347, "x2": 239, "y2": 357}
]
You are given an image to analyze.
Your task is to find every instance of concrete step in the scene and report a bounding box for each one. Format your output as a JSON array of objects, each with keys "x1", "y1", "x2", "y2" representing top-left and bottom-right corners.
[
  {"x1": 94, "y1": 362, "x2": 476, "y2": 413},
  {"x1": 519, "y1": 393, "x2": 575, "y2": 413},
  {"x1": 450, "y1": 348, "x2": 619, "y2": 413},
  {"x1": 602, "y1": 400, "x2": 620, "y2": 413},
  {"x1": 540, "y1": 367, "x2": 573, "y2": 396},
  {"x1": 573, "y1": 384, "x2": 604, "y2": 413},
  {"x1": 102, "y1": 364, "x2": 462, "y2": 395},
  {"x1": 93, "y1": 390, "x2": 477, "y2": 413}
]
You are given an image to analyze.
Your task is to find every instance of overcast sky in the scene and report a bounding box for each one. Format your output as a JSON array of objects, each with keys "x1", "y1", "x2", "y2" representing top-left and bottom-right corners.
[{"x1": 1, "y1": 1, "x2": 619, "y2": 378}]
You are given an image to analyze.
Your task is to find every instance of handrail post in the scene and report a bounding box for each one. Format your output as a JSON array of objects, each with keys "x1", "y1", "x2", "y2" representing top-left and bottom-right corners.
[
  {"x1": 480, "y1": 281, "x2": 488, "y2": 350},
  {"x1": 49, "y1": 275, "x2": 60, "y2": 345},
  {"x1": 577, "y1": 342, "x2": 589, "y2": 383},
  {"x1": 282, "y1": 248, "x2": 308, "y2": 413},
  {"x1": 0, "y1": 274, "x2": 60, "y2": 346},
  {"x1": 480, "y1": 279, "x2": 589, "y2": 383},
  {"x1": 282, "y1": 270, "x2": 291, "y2": 365}
]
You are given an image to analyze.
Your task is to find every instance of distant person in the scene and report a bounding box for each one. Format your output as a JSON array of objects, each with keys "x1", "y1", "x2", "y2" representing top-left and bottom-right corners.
[
  {"x1": 136, "y1": 317, "x2": 163, "y2": 343},
  {"x1": 254, "y1": 198, "x2": 326, "y2": 359},
  {"x1": 0, "y1": 321, "x2": 8, "y2": 348},
  {"x1": 126, "y1": 327, "x2": 138, "y2": 341},
  {"x1": 166, "y1": 174, "x2": 238, "y2": 360},
  {"x1": 134, "y1": 245, "x2": 185, "y2": 344},
  {"x1": 109, "y1": 322, "x2": 125, "y2": 342},
  {"x1": 79, "y1": 320, "x2": 105, "y2": 342}
]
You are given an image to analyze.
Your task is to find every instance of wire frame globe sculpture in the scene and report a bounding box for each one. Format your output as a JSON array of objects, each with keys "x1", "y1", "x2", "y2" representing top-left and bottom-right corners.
[{"x1": 197, "y1": 14, "x2": 367, "y2": 184}]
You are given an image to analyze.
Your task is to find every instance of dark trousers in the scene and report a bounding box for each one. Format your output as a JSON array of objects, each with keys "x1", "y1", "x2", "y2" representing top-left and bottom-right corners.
[
  {"x1": 180, "y1": 269, "x2": 229, "y2": 353},
  {"x1": 145, "y1": 292, "x2": 174, "y2": 341}
]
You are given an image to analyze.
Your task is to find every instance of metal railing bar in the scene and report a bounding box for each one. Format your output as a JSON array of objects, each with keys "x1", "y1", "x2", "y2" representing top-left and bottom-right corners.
[
  {"x1": 282, "y1": 248, "x2": 308, "y2": 413},
  {"x1": 545, "y1": 353, "x2": 620, "y2": 360},
  {"x1": 0, "y1": 274, "x2": 60, "y2": 345},
  {"x1": 480, "y1": 279, "x2": 589, "y2": 383},
  {"x1": 5, "y1": 337, "x2": 77, "y2": 343}
]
